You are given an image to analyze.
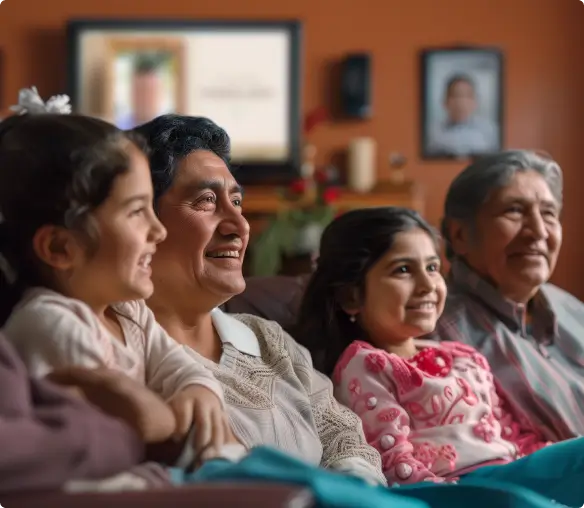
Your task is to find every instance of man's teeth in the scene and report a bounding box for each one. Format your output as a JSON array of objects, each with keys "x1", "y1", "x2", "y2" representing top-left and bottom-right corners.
[
  {"x1": 139, "y1": 254, "x2": 152, "y2": 268},
  {"x1": 206, "y1": 251, "x2": 240, "y2": 258}
]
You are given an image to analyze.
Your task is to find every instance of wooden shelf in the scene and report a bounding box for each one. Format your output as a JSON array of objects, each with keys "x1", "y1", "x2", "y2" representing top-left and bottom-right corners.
[{"x1": 242, "y1": 181, "x2": 425, "y2": 215}]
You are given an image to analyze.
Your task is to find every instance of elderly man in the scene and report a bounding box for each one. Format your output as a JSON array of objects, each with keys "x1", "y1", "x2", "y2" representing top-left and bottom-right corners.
[{"x1": 431, "y1": 149, "x2": 584, "y2": 440}]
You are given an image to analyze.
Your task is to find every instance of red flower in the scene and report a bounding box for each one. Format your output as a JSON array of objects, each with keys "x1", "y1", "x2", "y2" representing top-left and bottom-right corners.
[
  {"x1": 322, "y1": 186, "x2": 341, "y2": 204},
  {"x1": 289, "y1": 179, "x2": 307, "y2": 194},
  {"x1": 411, "y1": 348, "x2": 452, "y2": 377}
]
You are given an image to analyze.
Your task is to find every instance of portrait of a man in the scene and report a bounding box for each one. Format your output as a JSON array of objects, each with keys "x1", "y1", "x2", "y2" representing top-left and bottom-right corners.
[{"x1": 421, "y1": 48, "x2": 503, "y2": 159}]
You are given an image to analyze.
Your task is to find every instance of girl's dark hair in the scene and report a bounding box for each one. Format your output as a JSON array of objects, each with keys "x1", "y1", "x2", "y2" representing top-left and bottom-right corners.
[
  {"x1": 131, "y1": 114, "x2": 231, "y2": 205},
  {"x1": 0, "y1": 113, "x2": 147, "y2": 326},
  {"x1": 296, "y1": 207, "x2": 439, "y2": 377}
]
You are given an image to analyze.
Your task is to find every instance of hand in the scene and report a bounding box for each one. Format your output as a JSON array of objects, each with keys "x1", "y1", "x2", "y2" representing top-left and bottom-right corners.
[
  {"x1": 47, "y1": 367, "x2": 176, "y2": 443},
  {"x1": 168, "y1": 384, "x2": 231, "y2": 456},
  {"x1": 60, "y1": 386, "x2": 87, "y2": 400}
]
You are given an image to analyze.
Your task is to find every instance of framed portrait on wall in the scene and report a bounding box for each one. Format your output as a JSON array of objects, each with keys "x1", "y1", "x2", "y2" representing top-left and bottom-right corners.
[
  {"x1": 420, "y1": 47, "x2": 504, "y2": 160},
  {"x1": 66, "y1": 19, "x2": 303, "y2": 184}
]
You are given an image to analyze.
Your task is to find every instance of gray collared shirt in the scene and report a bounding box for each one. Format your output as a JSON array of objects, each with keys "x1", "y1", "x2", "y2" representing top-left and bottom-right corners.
[
  {"x1": 427, "y1": 116, "x2": 498, "y2": 156},
  {"x1": 429, "y1": 259, "x2": 584, "y2": 440}
]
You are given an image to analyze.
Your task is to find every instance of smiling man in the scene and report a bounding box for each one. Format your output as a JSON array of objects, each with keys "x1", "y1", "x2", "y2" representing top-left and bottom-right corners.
[
  {"x1": 430, "y1": 150, "x2": 584, "y2": 440},
  {"x1": 131, "y1": 114, "x2": 387, "y2": 487}
]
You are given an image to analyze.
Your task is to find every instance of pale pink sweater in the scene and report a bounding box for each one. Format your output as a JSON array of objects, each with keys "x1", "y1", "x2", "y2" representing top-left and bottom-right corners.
[
  {"x1": 333, "y1": 339, "x2": 548, "y2": 485},
  {"x1": 2, "y1": 288, "x2": 223, "y2": 403}
]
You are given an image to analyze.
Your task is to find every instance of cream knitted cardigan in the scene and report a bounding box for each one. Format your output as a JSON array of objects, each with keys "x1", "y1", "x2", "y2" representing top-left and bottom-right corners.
[{"x1": 182, "y1": 312, "x2": 386, "y2": 485}]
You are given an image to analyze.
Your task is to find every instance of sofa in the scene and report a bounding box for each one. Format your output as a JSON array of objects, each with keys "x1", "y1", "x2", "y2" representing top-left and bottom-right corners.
[
  {"x1": 222, "y1": 274, "x2": 310, "y2": 334},
  {"x1": 3, "y1": 484, "x2": 312, "y2": 508}
]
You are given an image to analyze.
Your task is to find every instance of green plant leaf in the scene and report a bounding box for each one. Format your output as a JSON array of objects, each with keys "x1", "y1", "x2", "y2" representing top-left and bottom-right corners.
[
  {"x1": 251, "y1": 202, "x2": 336, "y2": 276},
  {"x1": 251, "y1": 220, "x2": 284, "y2": 276}
]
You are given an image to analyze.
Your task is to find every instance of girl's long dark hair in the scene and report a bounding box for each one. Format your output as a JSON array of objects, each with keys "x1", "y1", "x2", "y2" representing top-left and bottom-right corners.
[
  {"x1": 296, "y1": 207, "x2": 439, "y2": 377},
  {"x1": 0, "y1": 113, "x2": 147, "y2": 326}
]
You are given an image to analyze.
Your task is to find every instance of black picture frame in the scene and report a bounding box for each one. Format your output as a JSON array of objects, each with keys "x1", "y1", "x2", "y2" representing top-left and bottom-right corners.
[
  {"x1": 66, "y1": 19, "x2": 303, "y2": 185},
  {"x1": 420, "y1": 46, "x2": 504, "y2": 160}
]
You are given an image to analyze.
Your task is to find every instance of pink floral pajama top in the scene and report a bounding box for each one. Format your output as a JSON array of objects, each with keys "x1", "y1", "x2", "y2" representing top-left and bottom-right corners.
[{"x1": 333, "y1": 340, "x2": 548, "y2": 485}]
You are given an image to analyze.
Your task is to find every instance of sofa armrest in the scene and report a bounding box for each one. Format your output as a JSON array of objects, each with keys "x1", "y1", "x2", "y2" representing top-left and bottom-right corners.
[{"x1": 2, "y1": 483, "x2": 314, "y2": 508}]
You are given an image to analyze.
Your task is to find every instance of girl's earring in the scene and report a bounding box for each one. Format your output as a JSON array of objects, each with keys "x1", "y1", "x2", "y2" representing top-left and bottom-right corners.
[{"x1": 349, "y1": 314, "x2": 356, "y2": 323}]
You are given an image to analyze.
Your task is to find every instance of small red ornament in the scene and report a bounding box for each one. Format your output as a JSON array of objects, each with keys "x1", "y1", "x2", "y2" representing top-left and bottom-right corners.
[
  {"x1": 322, "y1": 186, "x2": 341, "y2": 204},
  {"x1": 289, "y1": 179, "x2": 307, "y2": 194}
]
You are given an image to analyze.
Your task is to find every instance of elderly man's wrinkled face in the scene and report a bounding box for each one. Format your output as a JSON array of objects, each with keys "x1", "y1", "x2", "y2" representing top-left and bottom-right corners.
[
  {"x1": 455, "y1": 170, "x2": 562, "y2": 303},
  {"x1": 151, "y1": 150, "x2": 250, "y2": 306}
]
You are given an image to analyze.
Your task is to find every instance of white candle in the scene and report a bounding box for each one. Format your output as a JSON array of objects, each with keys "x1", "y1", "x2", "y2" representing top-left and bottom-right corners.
[{"x1": 347, "y1": 137, "x2": 376, "y2": 193}]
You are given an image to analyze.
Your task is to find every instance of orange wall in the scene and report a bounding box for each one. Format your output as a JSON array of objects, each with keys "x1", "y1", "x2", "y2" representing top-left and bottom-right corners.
[{"x1": 1, "y1": 0, "x2": 583, "y2": 296}]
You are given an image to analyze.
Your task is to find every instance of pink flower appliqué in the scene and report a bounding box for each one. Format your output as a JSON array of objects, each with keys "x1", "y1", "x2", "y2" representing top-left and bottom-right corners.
[
  {"x1": 377, "y1": 407, "x2": 401, "y2": 422},
  {"x1": 387, "y1": 356, "x2": 424, "y2": 394},
  {"x1": 365, "y1": 351, "x2": 388, "y2": 373},
  {"x1": 347, "y1": 378, "x2": 361, "y2": 397},
  {"x1": 438, "y1": 444, "x2": 458, "y2": 471},
  {"x1": 332, "y1": 341, "x2": 366, "y2": 384},
  {"x1": 472, "y1": 352, "x2": 490, "y2": 371},
  {"x1": 413, "y1": 442, "x2": 438, "y2": 468},
  {"x1": 456, "y1": 377, "x2": 478, "y2": 405},
  {"x1": 473, "y1": 412, "x2": 496, "y2": 443}
]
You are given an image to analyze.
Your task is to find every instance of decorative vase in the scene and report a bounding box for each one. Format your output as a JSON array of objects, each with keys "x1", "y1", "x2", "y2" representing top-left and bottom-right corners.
[
  {"x1": 301, "y1": 144, "x2": 317, "y2": 179},
  {"x1": 388, "y1": 152, "x2": 407, "y2": 184},
  {"x1": 290, "y1": 222, "x2": 325, "y2": 256}
]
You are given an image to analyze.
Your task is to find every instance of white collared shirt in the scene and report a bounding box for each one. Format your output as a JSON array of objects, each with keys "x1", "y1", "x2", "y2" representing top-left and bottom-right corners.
[{"x1": 210, "y1": 308, "x2": 262, "y2": 357}]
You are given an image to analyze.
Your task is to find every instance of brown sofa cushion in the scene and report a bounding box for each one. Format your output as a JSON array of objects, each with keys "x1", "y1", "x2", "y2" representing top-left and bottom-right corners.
[
  {"x1": 223, "y1": 275, "x2": 310, "y2": 334},
  {"x1": 3, "y1": 484, "x2": 314, "y2": 508}
]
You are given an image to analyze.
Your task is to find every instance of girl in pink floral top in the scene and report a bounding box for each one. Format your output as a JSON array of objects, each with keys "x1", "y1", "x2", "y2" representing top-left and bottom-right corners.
[{"x1": 297, "y1": 207, "x2": 584, "y2": 507}]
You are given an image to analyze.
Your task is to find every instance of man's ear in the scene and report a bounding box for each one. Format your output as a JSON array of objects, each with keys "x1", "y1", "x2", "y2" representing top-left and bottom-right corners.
[
  {"x1": 336, "y1": 285, "x2": 361, "y2": 316},
  {"x1": 445, "y1": 218, "x2": 472, "y2": 258},
  {"x1": 31, "y1": 226, "x2": 84, "y2": 271}
]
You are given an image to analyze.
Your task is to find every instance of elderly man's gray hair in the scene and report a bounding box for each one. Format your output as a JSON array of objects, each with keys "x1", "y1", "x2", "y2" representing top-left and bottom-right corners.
[{"x1": 441, "y1": 150, "x2": 563, "y2": 260}]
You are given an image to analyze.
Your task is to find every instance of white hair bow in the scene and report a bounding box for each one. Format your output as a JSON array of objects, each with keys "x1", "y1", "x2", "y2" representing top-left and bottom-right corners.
[{"x1": 9, "y1": 86, "x2": 72, "y2": 116}]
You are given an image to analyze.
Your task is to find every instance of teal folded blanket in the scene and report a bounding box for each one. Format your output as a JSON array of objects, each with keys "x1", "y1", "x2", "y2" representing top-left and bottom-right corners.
[{"x1": 170, "y1": 446, "x2": 563, "y2": 508}]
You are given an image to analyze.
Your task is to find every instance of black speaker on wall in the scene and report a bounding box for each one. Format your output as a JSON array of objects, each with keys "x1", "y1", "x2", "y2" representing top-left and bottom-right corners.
[{"x1": 340, "y1": 53, "x2": 372, "y2": 119}]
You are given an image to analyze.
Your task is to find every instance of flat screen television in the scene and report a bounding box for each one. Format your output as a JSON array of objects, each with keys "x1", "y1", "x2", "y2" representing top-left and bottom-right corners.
[{"x1": 66, "y1": 19, "x2": 303, "y2": 184}]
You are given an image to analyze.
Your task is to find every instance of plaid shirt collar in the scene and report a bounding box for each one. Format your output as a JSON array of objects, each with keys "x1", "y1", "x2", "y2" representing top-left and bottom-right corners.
[{"x1": 448, "y1": 258, "x2": 558, "y2": 343}]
